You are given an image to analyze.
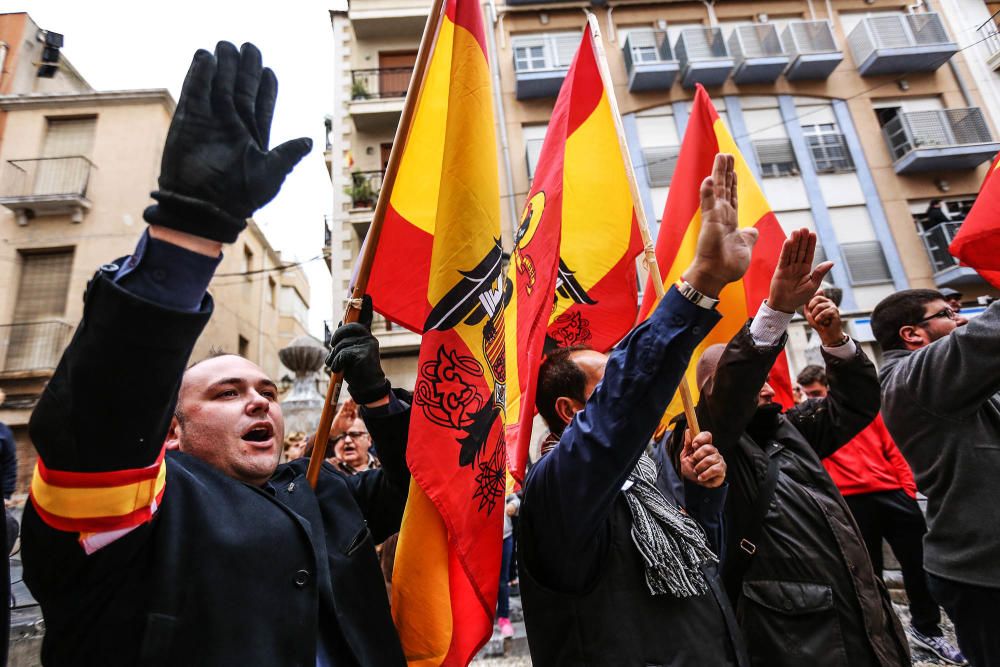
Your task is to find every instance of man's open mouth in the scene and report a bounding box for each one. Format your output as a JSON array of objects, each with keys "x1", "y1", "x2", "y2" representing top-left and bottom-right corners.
[{"x1": 242, "y1": 424, "x2": 274, "y2": 443}]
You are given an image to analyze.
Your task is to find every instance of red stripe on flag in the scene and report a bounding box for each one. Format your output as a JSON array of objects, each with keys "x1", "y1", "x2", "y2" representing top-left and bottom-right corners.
[
  {"x1": 565, "y1": 33, "x2": 604, "y2": 137},
  {"x1": 368, "y1": 203, "x2": 434, "y2": 333},
  {"x1": 30, "y1": 484, "x2": 164, "y2": 534},
  {"x1": 446, "y1": 0, "x2": 488, "y2": 57},
  {"x1": 35, "y1": 449, "x2": 165, "y2": 488}
]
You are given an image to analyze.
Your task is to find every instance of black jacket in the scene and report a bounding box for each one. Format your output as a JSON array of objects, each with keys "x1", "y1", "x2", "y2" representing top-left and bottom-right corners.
[
  {"x1": 22, "y1": 272, "x2": 409, "y2": 666},
  {"x1": 668, "y1": 324, "x2": 909, "y2": 667}
]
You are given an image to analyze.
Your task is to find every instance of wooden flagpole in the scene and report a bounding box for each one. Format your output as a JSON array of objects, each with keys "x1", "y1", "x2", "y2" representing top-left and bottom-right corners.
[
  {"x1": 585, "y1": 14, "x2": 701, "y2": 434},
  {"x1": 306, "y1": 0, "x2": 449, "y2": 488}
]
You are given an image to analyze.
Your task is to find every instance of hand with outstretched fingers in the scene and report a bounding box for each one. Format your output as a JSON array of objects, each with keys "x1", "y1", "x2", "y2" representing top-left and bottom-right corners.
[
  {"x1": 683, "y1": 154, "x2": 759, "y2": 298},
  {"x1": 326, "y1": 296, "x2": 390, "y2": 406},
  {"x1": 144, "y1": 41, "x2": 312, "y2": 244},
  {"x1": 766, "y1": 228, "x2": 834, "y2": 314}
]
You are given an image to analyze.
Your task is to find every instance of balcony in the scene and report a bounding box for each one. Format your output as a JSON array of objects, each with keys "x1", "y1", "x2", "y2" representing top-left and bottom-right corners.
[
  {"x1": 729, "y1": 24, "x2": 789, "y2": 84},
  {"x1": 921, "y1": 220, "x2": 984, "y2": 287},
  {"x1": 345, "y1": 170, "x2": 385, "y2": 240},
  {"x1": 847, "y1": 12, "x2": 957, "y2": 76},
  {"x1": 675, "y1": 27, "x2": 735, "y2": 88},
  {"x1": 623, "y1": 30, "x2": 679, "y2": 93},
  {"x1": 882, "y1": 108, "x2": 1000, "y2": 174},
  {"x1": 0, "y1": 156, "x2": 93, "y2": 225},
  {"x1": 347, "y1": 0, "x2": 428, "y2": 39},
  {"x1": 0, "y1": 321, "x2": 72, "y2": 378},
  {"x1": 781, "y1": 20, "x2": 843, "y2": 80},
  {"x1": 980, "y1": 22, "x2": 1000, "y2": 72},
  {"x1": 349, "y1": 67, "x2": 413, "y2": 131}
]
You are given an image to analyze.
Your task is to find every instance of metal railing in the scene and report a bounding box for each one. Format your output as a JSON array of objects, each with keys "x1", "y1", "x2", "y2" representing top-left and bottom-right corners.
[
  {"x1": 0, "y1": 321, "x2": 72, "y2": 374},
  {"x1": 979, "y1": 22, "x2": 1000, "y2": 57},
  {"x1": 345, "y1": 170, "x2": 384, "y2": 209},
  {"x1": 921, "y1": 220, "x2": 963, "y2": 273},
  {"x1": 350, "y1": 67, "x2": 414, "y2": 100},
  {"x1": 675, "y1": 27, "x2": 730, "y2": 63},
  {"x1": 848, "y1": 12, "x2": 952, "y2": 63},
  {"x1": 782, "y1": 20, "x2": 839, "y2": 55},
  {"x1": 0, "y1": 156, "x2": 94, "y2": 199},
  {"x1": 883, "y1": 108, "x2": 994, "y2": 161},
  {"x1": 623, "y1": 29, "x2": 674, "y2": 72},
  {"x1": 729, "y1": 24, "x2": 786, "y2": 59}
]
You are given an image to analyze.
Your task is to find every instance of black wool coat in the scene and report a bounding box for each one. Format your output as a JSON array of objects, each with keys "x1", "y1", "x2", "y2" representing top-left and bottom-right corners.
[{"x1": 22, "y1": 272, "x2": 409, "y2": 666}]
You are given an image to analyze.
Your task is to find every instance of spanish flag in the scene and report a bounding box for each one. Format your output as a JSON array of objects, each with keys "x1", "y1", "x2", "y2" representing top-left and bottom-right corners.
[
  {"x1": 365, "y1": 0, "x2": 505, "y2": 662},
  {"x1": 640, "y1": 85, "x2": 793, "y2": 413},
  {"x1": 949, "y1": 152, "x2": 1000, "y2": 288},
  {"x1": 504, "y1": 25, "x2": 642, "y2": 481}
]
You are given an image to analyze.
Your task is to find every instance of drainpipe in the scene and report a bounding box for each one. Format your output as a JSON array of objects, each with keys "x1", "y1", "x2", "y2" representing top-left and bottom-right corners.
[
  {"x1": 805, "y1": 0, "x2": 817, "y2": 21},
  {"x1": 702, "y1": 0, "x2": 717, "y2": 26},
  {"x1": 0, "y1": 42, "x2": 8, "y2": 92},
  {"x1": 486, "y1": 0, "x2": 520, "y2": 240},
  {"x1": 921, "y1": 0, "x2": 976, "y2": 107},
  {"x1": 606, "y1": 7, "x2": 616, "y2": 44}
]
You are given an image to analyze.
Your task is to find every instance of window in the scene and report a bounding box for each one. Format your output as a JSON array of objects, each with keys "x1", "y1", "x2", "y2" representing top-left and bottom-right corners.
[
  {"x1": 622, "y1": 29, "x2": 662, "y2": 63},
  {"x1": 802, "y1": 123, "x2": 854, "y2": 173},
  {"x1": 238, "y1": 335, "x2": 250, "y2": 358},
  {"x1": 243, "y1": 245, "x2": 255, "y2": 279},
  {"x1": 266, "y1": 277, "x2": 276, "y2": 306},
  {"x1": 753, "y1": 138, "x2": 799, "y2": 177},
  {"x1": 511, "y1": 33, "x2": 578, "y2": 72},
  {"x1": 841, "y1": 241, "x2": 891, "y2": 285},
  {"x1": 643, "y1": 146, "x2": 681, "y2": 186},
  {"x1": 6, "y1": 248, "x2": 75, "y2": 371},
  {"x1": 523, "y1": 124, "x2": 548, "y2": 179}
]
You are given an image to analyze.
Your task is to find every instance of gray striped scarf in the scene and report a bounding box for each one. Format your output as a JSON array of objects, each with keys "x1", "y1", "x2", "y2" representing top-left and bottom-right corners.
[{"x1": 624, "y1": 455, "x2": 718, "y2": 597}]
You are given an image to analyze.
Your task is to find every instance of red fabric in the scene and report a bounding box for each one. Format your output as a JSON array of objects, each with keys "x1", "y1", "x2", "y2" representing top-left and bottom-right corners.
[
  {"x1": 949, "y1": 153, "x2": 1000, "y2": 286},
  {"x1": 822, "y1": 413, "x2": 917, "y2": 498}
]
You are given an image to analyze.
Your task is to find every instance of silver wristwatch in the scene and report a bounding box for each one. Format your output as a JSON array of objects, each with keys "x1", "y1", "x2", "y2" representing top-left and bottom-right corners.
[{"x1": 675, "y1": 278, "x2": 720, "y2": 310}]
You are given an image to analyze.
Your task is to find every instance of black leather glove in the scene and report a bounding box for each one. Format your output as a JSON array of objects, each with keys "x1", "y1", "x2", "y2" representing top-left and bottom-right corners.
[
  {"x1": 143, "y1": 41, "x2": 312, "y2": 243},
  {"x1": 326, "y1": 296, "x2": 390, "y2": 405}
]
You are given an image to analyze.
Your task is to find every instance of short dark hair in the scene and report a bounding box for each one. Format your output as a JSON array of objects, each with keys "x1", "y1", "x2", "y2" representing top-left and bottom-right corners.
[
  {"x1": 796, "y1": 364, "x2": 827, "y2": 387},
  {"x1": 870, "y1": 289, "x2": 943, "y2": 351},
  {"x1": 535, "y1": 346, "x2": 591, "y2": 435}
]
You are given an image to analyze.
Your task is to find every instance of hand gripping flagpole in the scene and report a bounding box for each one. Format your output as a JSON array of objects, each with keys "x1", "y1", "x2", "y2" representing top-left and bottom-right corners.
[
  {"x1": 585, "y1": 13, "x2": 701, "y2": 434},
  {"x1": 307, "y1": 0, "x2": 449, "y2": 488}
]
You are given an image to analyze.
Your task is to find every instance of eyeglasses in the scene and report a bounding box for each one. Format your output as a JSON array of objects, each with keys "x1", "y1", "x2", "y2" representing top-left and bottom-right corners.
[
  {"x1": 332, "y1": 431, "x2": 369, "y2": 444},
  {"x1": 915, "y1": 307, "x2": 958, "y2": 325}
]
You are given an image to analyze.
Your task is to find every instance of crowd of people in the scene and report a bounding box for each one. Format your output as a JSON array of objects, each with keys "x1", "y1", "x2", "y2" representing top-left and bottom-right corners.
[{"x1": 2, "y1": 40, "x2": 998, "y2": 667}]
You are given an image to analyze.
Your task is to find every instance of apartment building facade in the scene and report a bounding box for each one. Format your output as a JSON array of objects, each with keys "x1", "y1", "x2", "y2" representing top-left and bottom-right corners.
[
  {"x1": 328, "y1": 0, "x2": 1000, "y2": 382},
  {"x1": 0, "y1": 16, "x2": 313, "y2": 494}
]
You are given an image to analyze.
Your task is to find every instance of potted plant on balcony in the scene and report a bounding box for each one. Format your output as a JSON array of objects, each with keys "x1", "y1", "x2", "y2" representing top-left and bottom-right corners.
[
  {"x1": 345, "y1": 171, "x2": 377, "y2": 209},
  {"x1": 351, "y1": 79, "x2": 370, "y2": 100}
]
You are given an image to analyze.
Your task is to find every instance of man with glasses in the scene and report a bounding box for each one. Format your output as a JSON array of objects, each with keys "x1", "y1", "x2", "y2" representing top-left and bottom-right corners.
[{"x1": 872, "y1": 289, "x2": 1000, "y2": 666}]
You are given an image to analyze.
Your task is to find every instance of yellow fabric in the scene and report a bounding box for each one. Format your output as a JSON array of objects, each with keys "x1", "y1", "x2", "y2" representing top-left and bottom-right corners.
[{"x1": 30, "y1": 459, "x2": 166, "y2": 520}]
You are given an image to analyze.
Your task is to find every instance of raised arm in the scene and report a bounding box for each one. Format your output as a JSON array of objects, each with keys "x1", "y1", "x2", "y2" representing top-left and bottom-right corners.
[
  {"x1": 522, "y1": 155, "x2": 755, "y2": 589},
  {"x1": 27, "y1": 42, "x2": 310, "y2": 528}
]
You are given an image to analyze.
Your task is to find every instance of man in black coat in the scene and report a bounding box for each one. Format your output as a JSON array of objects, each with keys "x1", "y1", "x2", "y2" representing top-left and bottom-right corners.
[
  {"x1": 668, "y1": 234, "x2": 909, "y2": 667},
  {"x1": 21, "y1": 42, "x2": 408, "y2": 666}
]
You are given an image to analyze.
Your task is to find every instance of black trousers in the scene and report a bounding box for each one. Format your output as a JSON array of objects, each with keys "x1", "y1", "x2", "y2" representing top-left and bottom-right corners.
[
  {"x1": 927, "y1": 573, "x2": 1000, "y2": 667},
  {"x1": 844, "y1": 489, "x2": 941, "y2": 636}
]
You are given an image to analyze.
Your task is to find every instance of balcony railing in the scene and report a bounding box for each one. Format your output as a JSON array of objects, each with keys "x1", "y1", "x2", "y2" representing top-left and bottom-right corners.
[
  {"x1": 0, "y1": 321, "x2": 72, "y2": 375},
  {"x1": 921, "y1": 220, "x2": 962, "y2": 273},
  {"x1": 346, "y1": 170, "x2": 384, "y2": 209},
  {"x1": 847, "y1": 12, "x2": 956, "y2": 75},
  {"x1": 623, "y1": 29, "x2": 678, "y2": 92},
  {"x1": 781, "y1": 20, "x2": 843, "y2": 80},
  {"x1": 350, "y1": 67, "x2": 414, "y2": 100},
  {"x1": 1, "y1": 156, "x2": 93, "y2": 199},
  {"x1": 979, "y1": 22, "x2": 1000, "y2": 71},
  {"x1": 675, "y1": 27, "x2": 735, "y2": 88},
  {"x1": 729, "y1": 24, "x2": 789, "y2": 84},
  {"x1": 882, "y1": 108, "x2": 999, "y2": 172}
]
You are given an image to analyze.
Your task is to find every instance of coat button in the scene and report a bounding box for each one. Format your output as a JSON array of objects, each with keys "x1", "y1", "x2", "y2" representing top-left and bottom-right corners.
[
  {"x1": 100, "y1": 262, "x2": 119, "y2": 273},
  {"x1": 294, "y1": 569, "x2": 310, "y2": 587}
]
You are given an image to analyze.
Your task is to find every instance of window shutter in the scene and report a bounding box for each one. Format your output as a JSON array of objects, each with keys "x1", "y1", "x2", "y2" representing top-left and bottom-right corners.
[{"x1": 841, "y1": 241, "x2": 891, "y2": 285}]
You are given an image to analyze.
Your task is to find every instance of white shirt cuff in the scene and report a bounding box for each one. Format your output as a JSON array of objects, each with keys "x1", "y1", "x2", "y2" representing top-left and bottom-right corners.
[
  {"x1": 823, "y1": 337, "x2": 857, "y2": 359},
  {"x1": 749, "y1": 300, "x2": 794, "y2": 347}
]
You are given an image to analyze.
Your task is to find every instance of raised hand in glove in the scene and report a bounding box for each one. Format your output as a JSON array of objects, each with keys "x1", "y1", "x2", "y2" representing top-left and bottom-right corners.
[
  {"x1": 326, "y1": 296, "x2": 391, "y2": 405},
  {"x1": 144, "y1": 41, "x2": 312, "y2": 244}
]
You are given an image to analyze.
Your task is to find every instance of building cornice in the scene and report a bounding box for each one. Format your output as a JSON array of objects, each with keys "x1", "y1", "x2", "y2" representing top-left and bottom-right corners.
[{"x1": 0, "y1": 88, "x2": 176, "y2": 113}]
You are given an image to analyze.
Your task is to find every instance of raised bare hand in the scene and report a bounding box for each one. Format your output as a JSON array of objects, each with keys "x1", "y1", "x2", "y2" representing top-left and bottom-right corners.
[
  {"x1": 684, "y1": 154, "x2": 759, "y2": 298},
  {"x1": 767, "y1": 228, "x2": 834, "y2": 313}
]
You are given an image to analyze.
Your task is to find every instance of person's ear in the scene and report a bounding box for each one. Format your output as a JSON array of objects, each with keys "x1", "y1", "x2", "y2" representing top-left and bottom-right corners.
[
  {"x1": 165, "y1": 416, "x2": 182, "y2": 451},
  {"x1": 899, "y1": 324, "x2": 925, "y2": 348},
  {"x1": 554, "y1": 396, "x2": 582, "y2": 428}
]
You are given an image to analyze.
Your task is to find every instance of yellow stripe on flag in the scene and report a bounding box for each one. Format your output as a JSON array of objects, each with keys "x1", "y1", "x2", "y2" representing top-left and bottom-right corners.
[{"x1": 30, "y1": 458, "x2": 166, "y2": 520}]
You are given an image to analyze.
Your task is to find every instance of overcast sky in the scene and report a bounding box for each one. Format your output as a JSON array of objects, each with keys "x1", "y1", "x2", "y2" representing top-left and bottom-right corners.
[{"x1": 6, "y1": 0, "x2": 343, "y2": 336}]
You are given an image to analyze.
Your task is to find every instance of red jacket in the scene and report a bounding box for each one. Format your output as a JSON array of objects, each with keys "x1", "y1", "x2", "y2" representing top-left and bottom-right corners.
[{"x1": 822, "y1": 413, "x2": 917, "y2": 498}]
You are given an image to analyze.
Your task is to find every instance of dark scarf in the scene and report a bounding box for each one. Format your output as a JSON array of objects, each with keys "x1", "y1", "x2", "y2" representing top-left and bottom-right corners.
[{"x1": 746, "y1": 402, "x2": 782, "y2": 448}]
